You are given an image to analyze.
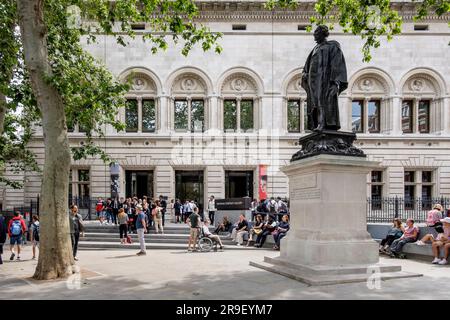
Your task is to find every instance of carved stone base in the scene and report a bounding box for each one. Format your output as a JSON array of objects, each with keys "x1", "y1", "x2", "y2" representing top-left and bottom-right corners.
[{"x1": 291, "y1": 130, "x2": 365, "y2": 162}]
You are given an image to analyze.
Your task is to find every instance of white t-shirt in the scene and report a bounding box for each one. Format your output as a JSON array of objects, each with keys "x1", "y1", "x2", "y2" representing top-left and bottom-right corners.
[
  {"x1": 208, "y1": 200, "x2": 216, "y2": 212},
  {"x1": 202, "y1": 225, "x2": 212, "y2": 236}
]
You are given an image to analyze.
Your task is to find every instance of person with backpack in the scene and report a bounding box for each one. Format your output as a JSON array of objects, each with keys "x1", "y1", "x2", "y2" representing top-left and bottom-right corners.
[
  {"x1": 30, "y1": 215, "x2": 40, "y2": 259},
  {"x1": 8, "y1": 211, "x2": 27, "y2": 261},
  {"x1": 268, "y1": 197, "x2": 277, "y2": 216},
  {"x1": 0, "y1": 214, "x2": 6, "y2": 264},
  {"x1": 69, "y1": 205, "x2": 84, "y2": 261}
]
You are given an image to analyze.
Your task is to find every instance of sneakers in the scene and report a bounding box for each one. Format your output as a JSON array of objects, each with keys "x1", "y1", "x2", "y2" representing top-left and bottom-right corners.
[
  {"x1": 136, "y1": 251, "x2": 146, "y2": 256},
  {"x1": 432, "y1": 257, "x2": 441, "y2": 264},
  {"x1": 10, "y1": 253, "x2": 15, "y2": 261},
  {"x1": 236, "y1": 243, "x2": 241, "y2": 246},
  {"x1": 16, "y1": 256, "x2": 21, "y2": 261},
  {"x1": 438, "y1": 259, "x2": 448, "y2": 265},
  {"x1": 416, "y1": 240, "x2": 426, "y2": 246},
  {"x1": 74, "y1": 257, "x2": 79, "y2": 261}
]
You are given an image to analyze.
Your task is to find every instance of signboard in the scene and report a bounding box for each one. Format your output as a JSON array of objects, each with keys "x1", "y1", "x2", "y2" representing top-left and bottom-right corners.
[
  {"x1": 258, "y1": 165, "x2": 268, "y2": 200},
  {"x1": 215, "y1": 198, "x2": 251, "y2": 211}
]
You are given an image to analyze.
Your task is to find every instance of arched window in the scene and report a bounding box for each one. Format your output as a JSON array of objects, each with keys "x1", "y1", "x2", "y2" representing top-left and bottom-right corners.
[
  {"x1": 349, "y1": 73, "x2": 390, "y2": 134},
  {"x1": 220, "y1": 73, "x2": 259, "y2": 132},
  {"x1": 170, "y1": 73, "x2": 207, "y2": 132},
  {"x1": 122, "y1": 71, "x2": 158, "y2": 133},
  {"x1": 401, "y1": 72, "x2": 442, "y2": 134}
]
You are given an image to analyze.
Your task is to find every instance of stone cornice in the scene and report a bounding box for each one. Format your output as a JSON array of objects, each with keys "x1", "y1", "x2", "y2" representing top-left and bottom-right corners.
[{"x1": 190, "y1": 1, "x2": 449, "y2": 22}]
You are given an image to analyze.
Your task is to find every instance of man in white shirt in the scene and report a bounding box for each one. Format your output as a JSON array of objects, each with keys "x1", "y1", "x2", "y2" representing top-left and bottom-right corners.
[
  {"x1": 207, "y1": 195, "x2": 216, "y2": 225},
  {"x1": 202, "y1": 220, "x2": 223, "y2": 250}
]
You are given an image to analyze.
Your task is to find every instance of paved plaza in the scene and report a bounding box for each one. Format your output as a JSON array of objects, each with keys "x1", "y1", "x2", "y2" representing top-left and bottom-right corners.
[{"x1": 1, "y1": 245, "x2": 449, "y2": 300}]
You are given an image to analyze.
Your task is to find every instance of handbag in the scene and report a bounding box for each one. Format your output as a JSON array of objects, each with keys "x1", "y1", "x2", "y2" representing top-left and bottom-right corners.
[{"x1": 254, "y1": 228, "x2": 263, "y2": 235}]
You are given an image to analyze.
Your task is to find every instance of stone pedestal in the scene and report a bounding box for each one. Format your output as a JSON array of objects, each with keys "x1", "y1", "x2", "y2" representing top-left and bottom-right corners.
[{"x1": 250, "y1": 154, "x2": 422, "y2": 285}]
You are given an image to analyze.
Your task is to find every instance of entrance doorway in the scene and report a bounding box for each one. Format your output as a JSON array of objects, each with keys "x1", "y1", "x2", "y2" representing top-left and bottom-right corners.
[
  {"x1": 125, "y1": 170, "x2": 154, "y2": 199},
  {"x1": 225, "y1": 170, "x2": 254, "y2": 199},
  {"x1": 175, "y1": 170, "x2": 204, "y2": 211}
]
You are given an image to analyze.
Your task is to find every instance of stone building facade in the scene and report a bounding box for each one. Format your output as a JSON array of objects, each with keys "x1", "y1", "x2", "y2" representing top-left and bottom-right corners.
[{"x1": 1, "y1": 1, "x2": 449, "y2": 211}]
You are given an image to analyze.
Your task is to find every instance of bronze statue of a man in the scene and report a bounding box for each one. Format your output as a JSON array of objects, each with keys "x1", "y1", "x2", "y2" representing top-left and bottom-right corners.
[{"x1": 302, "y1": 25, "x2": 348, "y2": 131}]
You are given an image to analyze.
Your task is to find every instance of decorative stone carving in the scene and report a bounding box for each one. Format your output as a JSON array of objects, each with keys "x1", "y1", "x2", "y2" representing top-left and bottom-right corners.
[
  {"x1": 132, "y1": 77, "x2": 146, "y2": 90},
  {"x1": 221, "y1": 73, "x2": 257, "y2": 94},
  {"x1": 181, "y1": 78, "x2": 197, "y2": 91},
  {"x1": 231, "y1": 78, "x2": 247, "y2": 91},
  {"x1": 403, "y1": 75, "x2": 439, "y2": 96},
  {"x1": 172, "y1": 73, "x2": 206, "y2": 95},
  {"x1": 291, "y1": 130, "x2": 366, "y2": 161},
  {"x1": 360, "y1": 78, "x2": 373, "y2": 91},
  {"x1": 411, "y1": 79, "x2": 424, "y2": 92}
]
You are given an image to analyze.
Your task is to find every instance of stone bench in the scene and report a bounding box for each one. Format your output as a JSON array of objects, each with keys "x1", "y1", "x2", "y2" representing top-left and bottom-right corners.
[{"x1": 369, "y1": 224, "x2": 445, "y2": 260}]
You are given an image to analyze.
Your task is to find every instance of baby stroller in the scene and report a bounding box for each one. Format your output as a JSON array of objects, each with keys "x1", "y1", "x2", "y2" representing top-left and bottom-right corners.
[{"x1": 197, "y1": 228, "x2": 218, "y2": 252}]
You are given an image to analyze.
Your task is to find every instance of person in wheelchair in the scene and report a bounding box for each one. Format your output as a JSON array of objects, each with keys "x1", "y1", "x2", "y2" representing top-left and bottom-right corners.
[{"x1": 199, "y1": 220, "x2": 224, "y2": 251}]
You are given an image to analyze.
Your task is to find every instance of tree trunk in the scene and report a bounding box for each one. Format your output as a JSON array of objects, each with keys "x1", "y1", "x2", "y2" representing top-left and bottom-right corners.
[
  {"x1": 17, "y1": 0, "x2": 74, "y2": 280},
  {"x1": 0, "y1": 93, "x2": 6, "y2": 135}
]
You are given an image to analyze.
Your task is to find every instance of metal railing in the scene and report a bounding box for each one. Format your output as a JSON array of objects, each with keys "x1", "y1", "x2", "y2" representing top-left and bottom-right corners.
[{"x1": 367, "y1": 197, "x2": 450, "y2": 223}]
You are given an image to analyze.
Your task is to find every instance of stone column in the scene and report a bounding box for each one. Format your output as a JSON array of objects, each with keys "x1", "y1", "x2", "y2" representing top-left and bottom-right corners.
[
  {"x1": 137, "y1": 97, "x2": 143, "y2": 133},
  {"x1": 391, "y1": 96, "x2": 402, "y2": 135},
  {"x1": 440, "y1": 97, "x2": 450, "y2": 134},
  {"x1": 209, "y1": 95, "x2": 219, "y2": 131},
  {"x1": 340, "y1": 95, "x2": 352, "y2": 132}
]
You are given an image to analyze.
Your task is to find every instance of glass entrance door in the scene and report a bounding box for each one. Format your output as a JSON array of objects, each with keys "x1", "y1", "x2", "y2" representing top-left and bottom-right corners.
[
  {"x1": 125, "y1": 171, "x2": 154, "y2": 199},
  {"x1": 225, "y1": 170, "x2": 254, "y2": 199},
  {"x1": 175, "y1": 170, "x2": 204, "y2": 211}
]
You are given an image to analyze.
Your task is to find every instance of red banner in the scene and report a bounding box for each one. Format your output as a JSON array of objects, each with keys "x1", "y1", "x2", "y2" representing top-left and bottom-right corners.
[{"x1": 258, "y1": 165, "x2": 268, "y2": 200}]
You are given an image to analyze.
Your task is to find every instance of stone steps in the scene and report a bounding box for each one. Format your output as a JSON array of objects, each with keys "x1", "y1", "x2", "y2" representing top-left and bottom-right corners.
[
  {"x1": 250, "y1": 260, "x2": 423, "y2": 286},
  {"x1": 82, "y1": 224, "x2": 213, "y2": 235},
  {"x1": 78, "y1": 241, "x2": 267, "y2": 251},
  {"x1": 79, "y1": 223, "x2": 276, "y2": 251},
  {"x1": 81, "y1": 233, "x2": 237, "y2": 245}
]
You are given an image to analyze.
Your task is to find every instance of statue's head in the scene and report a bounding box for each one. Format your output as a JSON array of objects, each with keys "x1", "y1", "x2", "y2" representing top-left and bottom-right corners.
[{"x1": 313, "y1": 25, "x2": 329, "y2": 44}]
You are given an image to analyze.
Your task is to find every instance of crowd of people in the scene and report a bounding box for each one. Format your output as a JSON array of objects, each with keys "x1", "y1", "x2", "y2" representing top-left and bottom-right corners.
[
  {"x1": 6, "y1": 197, "x2": 449, "y2": 262},
  {"x1": 0, "y1": 195, "x2": 291, "y2": 261},
  {"x1": 379, "y1": 203, "x2": 450, "y2": 265}
]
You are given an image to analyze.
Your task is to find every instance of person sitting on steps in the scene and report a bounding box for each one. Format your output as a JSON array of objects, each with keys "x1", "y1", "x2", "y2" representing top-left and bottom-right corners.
[
  {"x1": 214, "y1": 216, "x2": 232, "y2": 235},
  {"x1": 247, "y1": 214, "x2": 264, "y2": 247},
  {"x1": 273, "y1": 214, "x2": 290, "y2": 250},
  {"x1": 254, "y1": 215, "x2": 277, "y2": 248}
]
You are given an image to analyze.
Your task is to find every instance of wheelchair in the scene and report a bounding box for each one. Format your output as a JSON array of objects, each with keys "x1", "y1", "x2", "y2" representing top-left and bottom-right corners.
[{"x1": 197, "y1": 228, "x2": 219, "y2": 252}]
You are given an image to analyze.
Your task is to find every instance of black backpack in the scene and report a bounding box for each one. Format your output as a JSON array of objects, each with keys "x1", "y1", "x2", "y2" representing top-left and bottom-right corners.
[{"x1": 33, "y1": 223, "x2": 40, "y2": 242}]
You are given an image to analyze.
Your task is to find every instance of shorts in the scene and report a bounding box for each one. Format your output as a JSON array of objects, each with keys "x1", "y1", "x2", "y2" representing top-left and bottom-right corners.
[
  {"x1": 10, "y1": 235, "x2": 22, "y2": 245},
  {"x1": 190, "y1": 228, "x2": 199, "y2": 239}
]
